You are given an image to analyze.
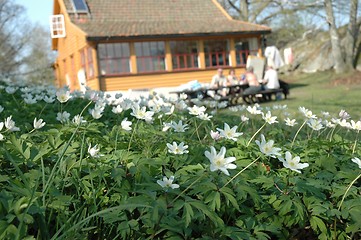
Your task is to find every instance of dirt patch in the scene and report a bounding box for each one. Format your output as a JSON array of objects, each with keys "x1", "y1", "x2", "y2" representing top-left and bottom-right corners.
[{"x1": 332, "y1": 70, "x2": 361, "y2": 86}]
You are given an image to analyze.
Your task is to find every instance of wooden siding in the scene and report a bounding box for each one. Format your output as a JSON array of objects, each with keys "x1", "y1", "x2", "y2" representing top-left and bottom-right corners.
[
  {"x1": 52, "y1": 0, "x2": 266, "y2": 92},
  {"x1": 53, "y1": 0, "x2": 91, "y2": 90},
  {"x1": 98, "y1": 67, "x2": 246, "y2": 91}
]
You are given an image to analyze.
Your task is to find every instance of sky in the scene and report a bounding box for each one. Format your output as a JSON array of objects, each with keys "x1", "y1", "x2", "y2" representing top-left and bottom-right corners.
[{"x1": 15, "y1": 0, "x2": 54, "y2": 29}]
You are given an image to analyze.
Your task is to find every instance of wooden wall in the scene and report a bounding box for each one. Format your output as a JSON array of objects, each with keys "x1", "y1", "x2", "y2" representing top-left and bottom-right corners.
[
  {"x1": 53, "y1": 0, "x2": 91, "y2": 90},
  {"x1": 53, "y1": 0, "x2": 264, "y2": 92},
  {"x1": 99, "y1": 67, "x2": 246, "y2": 91}
]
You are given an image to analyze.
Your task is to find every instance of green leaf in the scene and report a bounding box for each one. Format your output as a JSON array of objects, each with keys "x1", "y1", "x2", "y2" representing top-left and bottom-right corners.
[
  {"x1": 188, "y1": 200, "x2": 224, "y2": 227},
  {"x1": 310, "y1": 216, "x2": 327, "y2": 234},
  {"x1": 0, "y1": 174, "x2": 9, "y2": 182},
  {"x1": 182, "y1": 202, "x2": 194, "y2": 228},
  {"x1": 204, "y1": 191, "x2": 221, "y2": 211}
]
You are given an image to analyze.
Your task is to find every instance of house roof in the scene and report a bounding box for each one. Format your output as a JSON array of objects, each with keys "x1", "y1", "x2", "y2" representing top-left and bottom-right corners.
[{"x1": 62, "y1": 0, "x2": 271, "y2": 40}]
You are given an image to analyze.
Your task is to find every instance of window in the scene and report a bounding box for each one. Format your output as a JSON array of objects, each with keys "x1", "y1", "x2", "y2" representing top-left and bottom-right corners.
[
  {"x1": 170, "y1": 41, "x2": 198, "y2": 70},
  {"x1": 135, "y1": 41, "x2": 165, "y2": 73},
  {"x1": 71, "y1": 0, "x2": 89, "y2": 13},
  {"x1": 70, "y1": 55, "x2": 76, "y2": 88},
  {"x1": 50, "y1": 15, "x2": 66, "y2": 38},
  {"x1": 87, "y1": 48, "x2": 94, "y2": 78},
  {"x1": 98, "y1": 43, "x2": 130, "y2": 75},
  {"x1": 79, "y1": 47, "x2": 95, "y2": 79},
  {"x1": 80, "y1": 50, "x2": 86, "y2": 74},
  {"x1": 235, "y1": 38, "x2": 259, "y2": 66},
  {"x1": 204, "y1": 40, "x2": 230, "y2": 68}
]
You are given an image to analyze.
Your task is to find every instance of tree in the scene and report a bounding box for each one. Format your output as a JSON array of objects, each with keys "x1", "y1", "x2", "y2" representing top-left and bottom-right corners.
[
  {"x1": 22, "y1": 26, "x2": 56, "y2": 85},
  {"x1": 0, "y1": 0, "x2": 55, "y2": 84},
  {"x1": 324, "y1": 0, "x2": 347, "y2": 73},
  {"x1": 0, "y1": 0, "x2": 29, "y2": 77},
  {"x1": 218, "y1": 0, "x2": 361, "y2": 73}
]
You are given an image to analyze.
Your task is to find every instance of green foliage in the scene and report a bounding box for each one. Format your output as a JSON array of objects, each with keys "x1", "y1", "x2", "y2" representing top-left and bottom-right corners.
[{"x1": 0, "y1": 81, "x2": 360, "y2": 239}]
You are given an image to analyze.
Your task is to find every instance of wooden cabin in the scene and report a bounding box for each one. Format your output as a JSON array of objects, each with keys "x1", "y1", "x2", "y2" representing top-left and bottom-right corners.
[{"x1": 51, "y1": 0, "x2": 271, "y2": 91}]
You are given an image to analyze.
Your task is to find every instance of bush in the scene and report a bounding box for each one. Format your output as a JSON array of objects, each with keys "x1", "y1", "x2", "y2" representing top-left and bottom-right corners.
[{"x1": 0, "y1": 81, "x2": 360, "y2": 239}]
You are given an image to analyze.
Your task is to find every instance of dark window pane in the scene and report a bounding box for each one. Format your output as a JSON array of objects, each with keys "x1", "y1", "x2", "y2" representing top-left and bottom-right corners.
[
  {"x1": 170, "y1": 40, "x2": 198, "y2": 70},
  {"x1": 114, "y1": 44, "x2": 122, "y2": 57},
  {"x1": 98, "y1": 43, "x2": 130, "y2": 75},
  {"x1": 72, "y1": 0, "x2": 88, "y2": 12},
  {"x1": 135, "y1": 41, "x2": 165, "y2": 72},
  {"x1": 204, "y1": 39, "x2": 229, "y2": 68}
]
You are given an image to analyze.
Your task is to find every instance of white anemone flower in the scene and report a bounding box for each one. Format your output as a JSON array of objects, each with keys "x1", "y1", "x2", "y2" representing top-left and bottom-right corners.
[
  {"x1": 187, "y1": 105, "x2": 206, "y2": 116},
  {"x1": 88, "y1": 144, "x2": 103, "y2": 158},
  {"x1": 321, "y1": 111, "x2": 330, "y2": 118},
  {"x1": 43, "y1": 95, "x2": 55, "y2": 103},
  {"x1": 89, "y1": 108, "x2": 103, "y2": 119},
  {"x1": 204, "y1": 146, "x2": 237, "y2": 176},
  {"x1": 5, "y1": 86, "x2": 18, "y2": 94},
  {"x1": 112, "y1": 105, "x2": 123, "y2": 114},
  {"x1": 131, "y1": 104, "x2": 147, "y2": 120},
  {"x1": 338, "y1": 119, "x2": 351, "y2": 129},
  {"x1": 157, "y1": 176, "x2": 180, "y2": 189},
  {"x1": 216, "y1": 123, "x2": 243, "y2": 141},
  {"x1": 0, "y1": 122, "x2": 4, "y2": 141},
  {"x1": 339, "y1": 109, "x2": 351, "y2": 120},
  {"x1": 246, "y1": 105, "x2": 262, "y2": 115},
  {"x1": 170, "y1": 120, "x2": 189, "y2": 132},
  {"x1": 121, "y1": 118, "x2": 132, "y2": 131},
  {"x1": 56, "y1": 89, "x2": 71, "y2": 103},
  {"x1": 323, "y1": 120, "x2": 336, "y2": 128},
  {"x1": 210, "y1": 130, "x2": 221, "y2": 141},
  {"x1": 197, "y1": 112, "x2": 213, "y2": 121},
  {"x1": 163, "y1": 105, "x2": 175, "y2": 115},
  {"x1": 241, "y1": 115, "x2": 249, "y2": 123},
  {"x1": 4, "y1": 116, "x2": 20, "y2": 132},
  {"x1": 144, "y1": 111, "x2": 155, "y2": 123},
  {"x1": 72, "y1": 115, "x2": 87, "y2": 125},
  {"x1": 33, "y1": 118, "x2": 46, "y2": 129},
  {"x1": 0, "y1": 105, "x2": 4, "y2": 113},
  {"x1": 350, "y1": 120, "x2": 361, "y2": 131},
  {"x1": 23, "y1": 94, "x2": 37, "y2": 104},
  {"x1": 299, "y1": 106, "x2": 317, "y2": 119},
  {"x1": 174, "y1": 100, "x2": 188, "y2": 110},
  {"x1": 278, "y1": 151, "x2": 309, "y2": 173},
  {"x1": 56, "y1": 111, "x2": 71, "y2": 123},
  {"x1": 307, "y1": 119, "x2": 323, "y2": 131},
  {"x1": 166, "y1": 142, "x2": 189, "y2": 155},
  {"x1": 162, "y1": 122, "x2": 172, "y2": 132},
  {"x1": 351, "y1": 157, "x2": 361, "y2": 169},
  {"x1": 255, "y1": 134, "x2": 281, "y2": 158},
  {"x1": 284, "y1": 118, "x2": 297, "y2": 127},
  {"x1": 262, "y1": 111, "x2": 278, "y2": 124}
]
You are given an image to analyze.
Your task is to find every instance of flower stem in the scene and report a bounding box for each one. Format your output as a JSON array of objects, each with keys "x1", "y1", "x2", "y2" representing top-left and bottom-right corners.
[
  {"x1": 193, "y1": 120, "x2": 202, "y2": 143},
  {"x1": 221, "y1": 156, "x2": 260, "y2": 189},
  {"x1": 246, "y1": 123, "x2": 266, "y2": 147},
  {"x1": 338, "y1": 172, "x2": 361, "y2": 211},
  {"x1": 170, "y1": 173, "x2": 205, "y2": 205},
  {"x1": 127, "y1": 119, "x2": 139, "y2": 153},
  {"x1": 291, "y1": 119, "x2": 307, "y2": 147},
  {"x1": 352, "y1": 131, "x2": 359, "y2": 154}
]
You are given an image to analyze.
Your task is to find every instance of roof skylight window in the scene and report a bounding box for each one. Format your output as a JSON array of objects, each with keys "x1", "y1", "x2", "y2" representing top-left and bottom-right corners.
[{"x1": 71, "y1": 0, "x2": 89, "y2": 13}]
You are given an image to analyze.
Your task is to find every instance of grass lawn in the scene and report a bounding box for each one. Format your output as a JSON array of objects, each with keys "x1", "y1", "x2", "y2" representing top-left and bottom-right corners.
[{"x1": 257, "y1": 70, "x2": 361, "y2": 119}]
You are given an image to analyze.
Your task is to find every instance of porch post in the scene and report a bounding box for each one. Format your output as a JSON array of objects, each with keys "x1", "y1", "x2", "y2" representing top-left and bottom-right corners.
[
  {"x1": 198, "y1": 40, "x2": 205, "y2": 69},
  {"x1": 129, "y1": 42, "x2": 138, "y2": 73}
]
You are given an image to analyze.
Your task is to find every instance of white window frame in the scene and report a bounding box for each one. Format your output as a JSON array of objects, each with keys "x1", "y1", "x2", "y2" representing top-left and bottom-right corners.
[{"x1": 50, "y1": 14, "x2": 66, "y2": 38}]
